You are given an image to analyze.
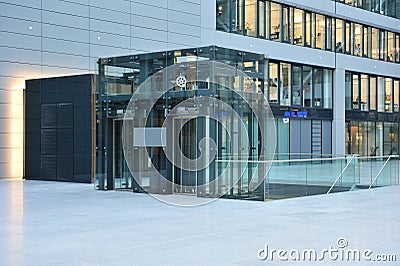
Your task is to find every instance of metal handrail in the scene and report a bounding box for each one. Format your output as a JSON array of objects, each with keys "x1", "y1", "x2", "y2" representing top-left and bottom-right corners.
[
  {"x1": 368, "y1": 155, "x2": 397, "y2": 189},
  {"x1": 326, "y1": 154, "x2": 357, "y2": 194},
  {"x1": 216, "y1": 156, "x2": 349, "y2": 164}
]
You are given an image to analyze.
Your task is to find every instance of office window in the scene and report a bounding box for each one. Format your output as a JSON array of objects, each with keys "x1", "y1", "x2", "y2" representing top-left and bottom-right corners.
[
  {"x1": 371, "y1": 28, "x2": 379, "y2": 59},
  {"x1": 326, "y1": 17, "x2": 334, "y2": 51},
  {"x1": 379, "y1": 30, "x2": 388, "y2": 61},
  {"x1": 216, "y1": 0, "x2": 230, "y2": 32},
  {"x1": 370, "y1": 76, "x2": 377, "y2": 110},
  {"x1": 345, "y1": 21, "x2": 352, "y2": 54},
  {"x1": 270, "y1": 2, "x2": 281, "y2": 41},
  {"x1": 305, "y1": 12, "x2": 312, "y2": 47},
  {"x1": 293, "y1": 8, "x2": 303, "y2": 45},
  {"x1": 336, "y1": 19, "x2": 344, "y2": 52},
  {"x1": 268, "y1": 62, "x2": 278, "y2": 103},
  {"x1": 378, "y1": 77, "x2": 385, "y2": 112},
  {"x1": 364, "y1": 0, "x2": 373, "y2": 11},
  {"x1": 313, "y1": 68, "x2": 323, "y2": 107},
  {"x1": 388, "y1": 32, "x2": 395, "y2": 62},
  {"x1": 323, "y1": 69, "x2": 333, "y2": 108},
  {"x1": 282, "y1": 5, "x2": 290, "y2": 42},
  {"x1": 292, "y1": 65, "x2": 302, "y2": 106},
  {"x1": 361, "y1": 74, "x2": 368, "y2": 111},
  {"x1": 353, "y1": 23, "x2": 362, "y2": 56},
  {"x1": 396, "y1": 34, "x2": 400, "y2": 62},
  {"x1": 394, "y1": 80, "x2": 399, "y2": 112},
  {"x1": 385, "y1": 78, "x2": 393, "y2": 112},
  {"x1": 363, "y1": 26, "x2": 370, "y2": 57},
  {"x1": 245, "y1": 0, "x2": 257, "y2": 37},
  {"x1": 315, "y1": 14, "x2": 325, "y2": 49},
  {"x1": 345, "y1": 72, "x2": 352, "y2": 110},
  {"x1": 303, "y1": 66, "x2": 312, "y2": 107},
  {"x1": 353, "y1": 74, "x2": 360, "y2": 109},
  {"x1": 258, "y1": 0, "x2": 266, "y2": 38},
  {"x1": 232, "y1": 0, "x2": 244, "y2": 34},
  {"x1": 280, "y1": 63, "x2": 291, "y2": 106}
]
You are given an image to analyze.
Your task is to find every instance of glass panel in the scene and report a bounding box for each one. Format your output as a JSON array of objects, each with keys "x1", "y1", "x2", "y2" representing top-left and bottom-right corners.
[
  {"x1": 216, "y1": 0, "x2": 230, "y2": 32},
  {"x1": 353, "y1": 23, "x2": 362, "y2": 56},
  {"x1": 232, "y1": 0, "x2": 244, "y2": 34},
  {"x1": 363, "y1": 26, "x2": 370, "y2": 57},
  {"x1": 336, "y1": 19, "x2": 344, "y2": 52},
  {"x1": 360, "y1": 74, "x2": 368, "y2": 111},
  {"x1": 323, "y1": 69, "x2": 333, "y2": 108},
  {"x1": 345, "y1": 21, "x2": 351, "y2": 54},
  {"x1": 303, "y1": 66, "x2": 312, "y2": 107},
  {"x1": 326, "y1": 17, "x2": 333, "y2": 50},
  {"x1": 394, "y1": 80, "x2": 399, "y2": 112},
  {"x1": 359, "y1": 121, "x2": 369, "y2": 157},
  {"x1": 388, "y1": 32, "x2": 395, "y2": 62},
  {"x1": 270, "y1": 2, "x2": 280, "y2": 41},
  {"x1": 376, "y1": 122, "x2": 384, "y2": 156},
  {"x1": 345, "y1": 72, "x2": 352, "y2": 110},
  {"x1": 305, "y1": 12, "x2": 311, "y2": 47},
  {"x1": 371, "y1": 28, "x2": 379, "y2": 59},
  {"x1": 258, "y1": 1, "x2": 266, "y2": 38},
  {"x1": 370, "y1": 76, "x2": 377, "y2": 110},
  {"x1": 245, "y1": 0, "x2": 257, "y2": 37},
  {"x1": 352, "y1": 74, "x2": 359, "y2": 109},
  {"x1": 280, "y1": 63, "x2": 291, "y2": 106},
  {"x1": 268, "y1": 62, "x2": 278, "y2": 103},
  {"x1": 380, "y1": 30, "x2": 387, "y2": 60},
  {"x1": 313, "y1": 68, "x2": 322, "y2": 107},
  {"x1": 292, "y1": 65, "x2": 302, "y2": 106},
  {"x1": 315, "y1": 14, "x2": 325, "y2": 49},
  {"x1": 385, "y1": 78, "x2": 393, "y2": 112},
  {"x1": 282, "y1": 5, "x2": 290, "y2": 42},
  {"x1": 378, "y1": 77, "x2": 385, "y2": 112},
  {"x1": 293, "y1": 8, "x2": 303, "y2": 45},
  {"x1": 396, "y1": 34, "x2": 400, "y2": 62}
]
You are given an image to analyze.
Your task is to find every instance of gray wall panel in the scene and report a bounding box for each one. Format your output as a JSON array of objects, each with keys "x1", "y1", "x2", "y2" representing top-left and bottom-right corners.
[
  {"x1": 300, "y1": 120, "x2": 312, "y2": 154},
  {"x1": 42, "y1": 11, "x2": 90, "y2": 29},
  {"x1": 90, "y1": 7, "x2": 130, "y2": 25},
  {"x1": 42, "y1": 24, "x2": 89, "y2": 43},
  {"x1": 90, "y1": 20, "x2": 130, "y2": 36},
  {"x1": 131, "y1": 2, "x2": 168, "y2": 19},
  {"x1": 42, "y1": 38, "x2": 90, "y2": 56},
  {"x1": 322, "y1": 121, "x2": 332, "y2": 155},
  {"x1": 0, "y1": 32, "x2": 41, "y2": 50},
  {"x1": 0, "y1": 16, "x2": 42, "y2": 37},
  {"x1": 0, "y1": 47, "x2": 42, "y2": 65},
  {"x1": 0, "y1": 3, "x2": 41, "y2": 22},
  {"x1": 42, "y1": 0, "x2": 89, "y2": 17}
]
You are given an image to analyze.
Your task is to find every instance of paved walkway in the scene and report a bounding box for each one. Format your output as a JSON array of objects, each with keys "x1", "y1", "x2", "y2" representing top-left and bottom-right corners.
[{"x1": 0, "y1": 180, "x2": 399, "y2": 265}]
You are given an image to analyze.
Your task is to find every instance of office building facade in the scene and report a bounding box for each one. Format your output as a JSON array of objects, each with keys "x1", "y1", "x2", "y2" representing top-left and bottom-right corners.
[{"x1": 0, "y1": 0, "x2": 399, "y2": 183}]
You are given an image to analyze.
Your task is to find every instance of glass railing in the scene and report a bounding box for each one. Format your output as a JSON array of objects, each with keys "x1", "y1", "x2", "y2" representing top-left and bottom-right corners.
[{"x1": 215, "y1": 154, "x2": 399, "y2": 201}]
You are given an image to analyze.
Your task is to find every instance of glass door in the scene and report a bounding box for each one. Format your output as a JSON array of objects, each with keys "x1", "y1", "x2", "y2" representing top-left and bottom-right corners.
[{"x1": 113, "y1": 119, "x2": 133, "y2": 190}]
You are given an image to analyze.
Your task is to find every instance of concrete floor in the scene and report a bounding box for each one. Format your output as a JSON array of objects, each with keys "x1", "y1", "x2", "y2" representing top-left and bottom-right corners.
[{"x1": 0, "y1": 180, "x2": 399, "y2": 265}]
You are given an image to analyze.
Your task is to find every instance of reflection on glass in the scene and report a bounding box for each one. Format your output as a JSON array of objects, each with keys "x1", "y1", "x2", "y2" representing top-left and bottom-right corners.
[
  {"x1": 361, "y1": 74, "x2": 368, "y2": 111},
  {"x1": 232, "y1": 0, "x2": 243, "y2": 34},
  {"x1": 280, "y1": 63, "x2": 291, "y2": 106},
  {"x1": 326, "y1": 17, "x2": 333, "y2": 50},
  {"x1": 270, "y1": 2, "x2": 280, "y2": 41},
  {"x1": 345, "y1": 21, "x2": 351, "y2": 54},
  {"x1": 303, "y1": 66, "x2": 312, "y2": 107},
  {"x1": 292, "y1": 65, "x2": 302, "y2": 105},
  {"x1": 378, "y1": 77, "x2": 385, "y2": 112},
  {"x1": 282, "y1": 6, "x2": 290, "y2": 42},
  {"x1": 380, "y1": 30, "x2": 387, "y2": 61},
  {"x1": 345, "y1": 72, "x2": 352, "y2": 110},
  {"x1": 363, "y1": 26, "x2": 370, "y2": 57},
  {"x1": 268, "y1": 62, "x2": 278, "y2": 103},
  {"x1": 323, "y1": 69, "x2": 333, "y2": 108},
  {"x1": 305, "y1": 12, "x2": 311, "y2": 46},
  {"x1": 313, "y1": 68, "x2": 322, "y2": 107}
]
